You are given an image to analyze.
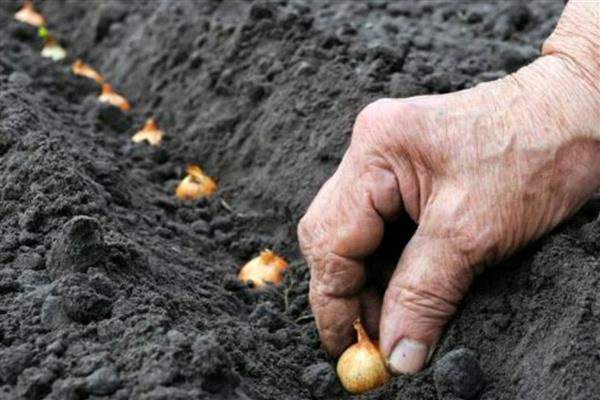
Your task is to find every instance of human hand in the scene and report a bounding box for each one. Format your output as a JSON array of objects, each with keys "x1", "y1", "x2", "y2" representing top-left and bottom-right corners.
[{"x1": 298, "y1": 49, "x2": 600, "y2": 374}]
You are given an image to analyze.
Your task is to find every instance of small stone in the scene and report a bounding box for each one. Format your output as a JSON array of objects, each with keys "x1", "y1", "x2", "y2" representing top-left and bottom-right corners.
[
  {"x1": 86, "y1": 366, "x2": 120, "y2": 396},
  {"x1": 301, "y1": 362, "x2": 342, "y2": 399},
  {"x1": 434, "y1": 348, "x2": 484, "y2": 399}
]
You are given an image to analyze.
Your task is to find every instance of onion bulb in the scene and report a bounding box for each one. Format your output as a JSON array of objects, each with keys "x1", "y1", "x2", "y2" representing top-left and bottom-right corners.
[
  {"x1": 15, "y1": 1, "x2": 45, "y2": 27},
  {"x1": 71, "y1": 60, "x2": 104, "y2": 84},
  {"x1": 40, "y1": 36, "x2": 67, "y2": 61},
  {"x1": 175, "y1": 165, "x2": 218, "y2": 200},
  {"x1": 336, "y1": 319, "x2": 391, "y2": 394},
  {"x1": 132, "y1": 118, "x2": 163, "y2": 146},
  {"x1": 98, "y1": 83, "x2": 131, "y2": 112},
  {"x1": 238, "y1": 249, "x2": 288, "y2": 287}
]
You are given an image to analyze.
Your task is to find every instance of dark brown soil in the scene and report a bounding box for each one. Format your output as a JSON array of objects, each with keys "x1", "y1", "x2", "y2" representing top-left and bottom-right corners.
[{"x1": 1, "y1": 1, "x2": 598, "y2": 399}]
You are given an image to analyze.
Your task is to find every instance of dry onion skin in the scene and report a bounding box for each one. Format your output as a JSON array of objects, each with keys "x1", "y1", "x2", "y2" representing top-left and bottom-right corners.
[
  {"x1": 71, "y1": 60, "x2": 104, "y2": 84},
  {"x1": 15, "y1": 1, "x2": 45, "y2": 27},
  {"x1": 175, "y1": 165, "x2": 218, "y2": 200},
  {"x1": 98, "y1": 83, "x2": 131, "y2": 112},
  {"x1": 337, "y1": 319, "x2": 391, "y2": 394},
  {"x1": 238, "y1": 250, "x2": 288, "y2": 287},
  {"x1": 41, "y1": 37, "x2": 67, "y2": 61},
  {"x1": 132, "y1": 119, "x2": 163, "y2": 146}
]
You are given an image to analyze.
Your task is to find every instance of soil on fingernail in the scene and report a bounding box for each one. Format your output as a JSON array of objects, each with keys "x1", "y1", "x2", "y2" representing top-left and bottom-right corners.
[{"x1": 1, "y1": 1, "x2": 597, "y2": 399}]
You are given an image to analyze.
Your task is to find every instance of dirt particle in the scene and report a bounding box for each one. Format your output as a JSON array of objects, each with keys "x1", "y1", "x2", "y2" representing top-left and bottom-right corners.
[
  {"x1": 47, "y1": 216, "x2": 108, "y2": 279},
  {"x1": 40, "y1": 295, "x2": 70, "y2": 329},
  {"x1": 192, "y1": 333, "x2": 240, "y2": 394},
  {"x1": 16, "y1": 367, "x2": 56, "y2": 400},
  {"x1": 296, "y1": 61, "x2": 316, "y2": 77},
  {"x1": 85, "y1": 366, "x2": 120, "y2": 396},
  {"x1": 52, "y1": 274, "x2": 114, "y2": 324},
  {"x1": 301, "y1": 362, "x2": 342, "y2": 399},
  {"x1": 0, "y1": 343, "x2": 34, "y2": 385}
]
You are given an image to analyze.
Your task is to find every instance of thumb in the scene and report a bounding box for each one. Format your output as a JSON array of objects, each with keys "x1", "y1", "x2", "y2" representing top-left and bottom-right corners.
[{"x1": 379, "y1": 230, "x2": 477, "y2": 374}]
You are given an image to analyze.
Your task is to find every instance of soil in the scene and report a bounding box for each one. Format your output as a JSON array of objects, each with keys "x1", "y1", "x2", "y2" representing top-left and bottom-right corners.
[{"x1": 0, "y1": 1, "x2": 598, "y2": 399}]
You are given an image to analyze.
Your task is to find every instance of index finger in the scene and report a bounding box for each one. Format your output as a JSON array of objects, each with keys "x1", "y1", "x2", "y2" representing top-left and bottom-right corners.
[{"x1": 298, "y1": 154, "x2": 401, "y2": 356}]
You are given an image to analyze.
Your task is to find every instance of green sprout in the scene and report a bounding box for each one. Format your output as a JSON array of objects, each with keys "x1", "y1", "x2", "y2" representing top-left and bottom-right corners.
[{"x1": 38, "y1": 26, "x2": 48, "y2": 40}]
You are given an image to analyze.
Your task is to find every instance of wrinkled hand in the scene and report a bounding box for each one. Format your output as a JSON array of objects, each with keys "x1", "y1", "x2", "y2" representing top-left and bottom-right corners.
[{"x1": 298, "y1": 49, "x2": 600, "y2": 374}]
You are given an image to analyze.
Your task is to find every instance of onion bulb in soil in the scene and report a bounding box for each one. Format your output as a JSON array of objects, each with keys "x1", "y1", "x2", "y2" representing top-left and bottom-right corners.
[
  {"x1": 98, "y1": 84, "x2": 131, "y2": 112},
  {"x1": 337, "y1": 319, "x2": 391, "y2": 394},
  {"x1": 238, "y1": 250, "x2": 288, "y2": 287},
  {"x1": 175, "y1": 165, "x2": 218, "y2": 200},
  {"x1": 40, "y1": 36, "x2": 67, "y2": 62},
  {"x1": 15, "y1": 1, "x2": 45, "y2": 27},
  {"x1": 71, "y1": 60, "x2": 104, "y2": 84},
  {"x1": 132, "y1": 118, "x2": 163, "y2": 146}
]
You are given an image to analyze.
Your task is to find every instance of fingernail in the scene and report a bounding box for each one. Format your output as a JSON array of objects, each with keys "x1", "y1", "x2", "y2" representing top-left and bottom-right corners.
[{"x1": 388, "y1": 339, "x2": 429, "y2": 375}]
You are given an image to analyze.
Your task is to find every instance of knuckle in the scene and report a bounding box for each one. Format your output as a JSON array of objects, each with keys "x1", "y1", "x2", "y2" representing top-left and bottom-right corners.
[
  {"x1": 352, "y1": 98, "x2": 423, "y2": 153},
  {"x1": 297, "y1": 210, "x2": 324, "y2": 250},
  {"x1": 297, "y1": 213, "x2": 327, "y2": 271},
  {"x1": 297, "y1": 214, "x2": 313, "y2": 249},
  {"x1": 353, "y1": 98, "x2": 393, "y2": 141}
]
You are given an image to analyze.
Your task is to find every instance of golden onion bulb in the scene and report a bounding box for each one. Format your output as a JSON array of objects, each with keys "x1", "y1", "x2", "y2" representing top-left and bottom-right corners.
[
  {"x1": 14, "y1": 1, "x2": 45, "y2": 27},
  {"x1": 336, "y1": 319, "x2": 391, "y2": 394},
  {"x1": 72, "y1": 60, "x2": 104, "y2": 84},
  {"x1": 238, "y1": 249, "x2": 288, "y2": 287},
  {"x1": 41, "y1": 37, "x2": 67, "y2": 62},
  {"x1": 175, "y1": 165, "x2": 218, "y2": 200},
  {"x1": 98, "y1": 83, "x2": 131, "y2": 112},
  {"x1": 132, "y1": 118, "x2": 163, "y2": 146}
]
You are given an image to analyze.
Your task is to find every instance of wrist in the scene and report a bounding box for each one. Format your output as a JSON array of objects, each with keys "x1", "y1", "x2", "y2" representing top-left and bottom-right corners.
[
  {"x1": 513, "y1": 54, "x2": 600, "y2": 205},
  {"x1": 542, "y1": 0, "x2": 599, "y2": 93},
  {"x1": 511, "y1": 54, "x2": 600, "y2": 145}
]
